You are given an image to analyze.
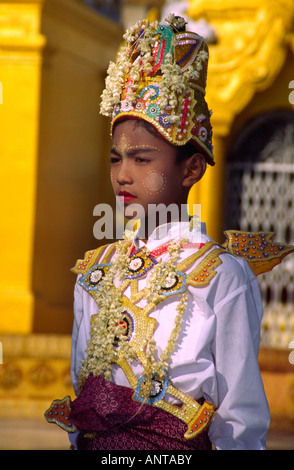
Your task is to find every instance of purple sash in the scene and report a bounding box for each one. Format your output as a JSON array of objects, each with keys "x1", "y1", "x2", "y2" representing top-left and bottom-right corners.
[{"x1": 70, "y1": 374, "x2": 211, "y2": 450}]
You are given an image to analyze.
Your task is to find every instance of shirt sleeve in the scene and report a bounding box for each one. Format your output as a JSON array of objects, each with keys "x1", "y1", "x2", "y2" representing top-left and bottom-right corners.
[
  {"x1": 70, "y1": 278, "x2": 94, "y2": 396},
  {"x1": 208, "y1": 258, "x2": 270, "y2": 450},
  {"x1": 69, "y1": 279, "x2": 93, "y2": 449}
]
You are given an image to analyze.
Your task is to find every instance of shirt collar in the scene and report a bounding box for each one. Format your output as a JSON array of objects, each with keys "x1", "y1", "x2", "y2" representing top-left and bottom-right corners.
[{"x1": 132, "y1": 217, "x2": 207, "y2": 249}]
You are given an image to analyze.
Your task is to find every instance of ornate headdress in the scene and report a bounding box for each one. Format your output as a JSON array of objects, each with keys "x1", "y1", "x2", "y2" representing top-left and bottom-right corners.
[{"x1": 100, "y1": 14, "x2": 214, "y2": 165}]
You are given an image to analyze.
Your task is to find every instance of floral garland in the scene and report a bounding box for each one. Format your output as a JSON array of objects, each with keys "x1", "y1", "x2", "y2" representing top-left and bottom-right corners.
[
  {"x1": 77, "y1": 231, "x2": 189, "y2": 397},
  {"x1": 77, "y1": 232, "x2": 133, "y2": 390},
  {"x1": 99, "y1": 14, "x2": 208, "y2": 123}
]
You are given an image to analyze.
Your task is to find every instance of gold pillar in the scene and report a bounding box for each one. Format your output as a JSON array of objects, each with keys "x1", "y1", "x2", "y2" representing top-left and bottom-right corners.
[
  {"x1": 0, "y1": 0, "x2": 45, "y2": 334},
  {"x1": 188, "y1": 135, "x2": 227, "y2": 243}
]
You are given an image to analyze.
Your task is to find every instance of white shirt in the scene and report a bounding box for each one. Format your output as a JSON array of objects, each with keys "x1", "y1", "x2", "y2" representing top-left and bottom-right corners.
[{"x1": 70, "y1": 221, "x2": 270, "y2": 450}]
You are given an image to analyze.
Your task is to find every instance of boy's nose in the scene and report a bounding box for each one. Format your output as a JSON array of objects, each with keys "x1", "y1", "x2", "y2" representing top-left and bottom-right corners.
[{"x1": 116, "y1": 161, "x2": 133, "y2": 185}]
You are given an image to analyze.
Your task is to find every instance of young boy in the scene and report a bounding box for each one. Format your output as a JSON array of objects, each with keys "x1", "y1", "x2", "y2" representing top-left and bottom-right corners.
[{"x1": 46, "y1": 14, "x2": 293, "y2": 450}]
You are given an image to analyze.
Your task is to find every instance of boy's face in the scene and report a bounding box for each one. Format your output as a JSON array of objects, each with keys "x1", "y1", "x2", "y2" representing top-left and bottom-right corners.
[{"x1": 110, "y1": 120, "x2": 191, "y2": 221}]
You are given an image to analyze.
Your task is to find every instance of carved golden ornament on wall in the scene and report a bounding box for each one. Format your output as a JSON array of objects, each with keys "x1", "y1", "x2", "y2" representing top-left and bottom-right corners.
[
  {"x1": 28, "y1": 362, "x2": 56, "y2": 388},
  {"x1": 0, "y1": 362, "x2": 22, "y2": 390},
  {"x1": 187, "y1": 0, "x2": 294, "y2": 134}
]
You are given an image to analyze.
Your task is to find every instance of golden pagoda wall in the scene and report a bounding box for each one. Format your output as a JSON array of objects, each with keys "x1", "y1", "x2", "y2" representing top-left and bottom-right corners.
[
  {"x1": 0, "y1": 0, "x2": 122, "y2": 336},
  {"x1": 0, "y1": 0, "x2": 121, "y2": 421}
]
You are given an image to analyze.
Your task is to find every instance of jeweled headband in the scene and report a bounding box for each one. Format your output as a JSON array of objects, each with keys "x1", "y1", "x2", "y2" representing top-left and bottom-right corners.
[{"x1": 100, "y1": 14, "x2": 214, "y2": 165}]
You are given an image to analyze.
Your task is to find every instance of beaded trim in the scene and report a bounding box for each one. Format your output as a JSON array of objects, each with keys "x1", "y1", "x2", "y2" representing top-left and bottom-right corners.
[
  {"x1": 223, "y1": 230, "x2": 294, "y2": 276},
  {"x1": 71, "y1": 244, "x2": 111, "y2": 275},
  {"x1": 187, "y1": 247, "x2": 226, "y2": 288},
  {"x1": 44, "y1": 396, "x2": 77, "y2": 433}
]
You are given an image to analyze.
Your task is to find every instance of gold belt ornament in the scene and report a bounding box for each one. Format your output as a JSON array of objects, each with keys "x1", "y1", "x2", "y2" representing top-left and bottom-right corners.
[{"x1": 116, "y1": 356, "x2": 216, "y2": 439}]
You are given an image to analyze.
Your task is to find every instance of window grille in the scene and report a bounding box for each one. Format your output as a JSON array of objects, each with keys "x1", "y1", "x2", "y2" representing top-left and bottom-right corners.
[{"x1": 225, "y1": 111, "x2": 294, "y2": 349}]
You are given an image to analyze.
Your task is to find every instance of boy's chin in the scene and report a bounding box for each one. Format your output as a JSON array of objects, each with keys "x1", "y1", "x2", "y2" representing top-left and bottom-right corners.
[{"x1": 123, "y1": 206, "x2": 146, "y2": 220}]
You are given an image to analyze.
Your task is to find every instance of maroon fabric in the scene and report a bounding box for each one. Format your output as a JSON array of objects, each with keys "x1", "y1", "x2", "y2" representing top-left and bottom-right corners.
[{"x1": 70, "y1": 374, "x2": 211, "y2": 450}]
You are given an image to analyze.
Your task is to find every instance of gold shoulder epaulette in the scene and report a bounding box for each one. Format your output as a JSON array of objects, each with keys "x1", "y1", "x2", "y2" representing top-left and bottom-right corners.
[
  {"x1": 222, "y1": 230, "x2": 294, "y2": 276},
  {"x1": 71, "y1": 243, "x2": 113, "y2": 275}
]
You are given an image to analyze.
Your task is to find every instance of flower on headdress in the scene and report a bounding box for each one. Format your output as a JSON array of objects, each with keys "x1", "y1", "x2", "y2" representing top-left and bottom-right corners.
[
  {"x1": 100, "y1": 46, "x2": 132, "y2": 116},
  {"x1": 165, "y1": 13, "x2": 187, "y2": 32}
]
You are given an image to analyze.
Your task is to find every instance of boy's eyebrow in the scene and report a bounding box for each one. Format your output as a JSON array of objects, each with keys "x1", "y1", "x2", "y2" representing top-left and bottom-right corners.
[{"x1": 110, "y1": 144, "x2": 160, "y2": 155}]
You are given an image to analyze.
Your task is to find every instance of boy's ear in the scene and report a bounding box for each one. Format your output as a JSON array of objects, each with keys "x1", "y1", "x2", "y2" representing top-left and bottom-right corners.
[{"x1": 182, "y1": 154, "x2": 207, "y2": 188}]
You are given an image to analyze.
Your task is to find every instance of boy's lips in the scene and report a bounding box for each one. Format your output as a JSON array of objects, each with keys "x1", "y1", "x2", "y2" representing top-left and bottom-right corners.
[{"x1": 118, "y1": 190, "x2": 137, "y2": 201}]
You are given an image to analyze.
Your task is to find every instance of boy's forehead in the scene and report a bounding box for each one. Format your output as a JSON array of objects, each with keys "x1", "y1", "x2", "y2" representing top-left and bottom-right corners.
[
  {"x1": 114, "y1": 133, "x2": 129, "y2": 151},
  {"x1": 112, "y1": 120, "x2": 162, "y2": 151}
]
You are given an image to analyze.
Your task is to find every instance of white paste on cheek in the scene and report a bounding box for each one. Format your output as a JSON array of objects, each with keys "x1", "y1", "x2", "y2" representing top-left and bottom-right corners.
[
  {"x1": 143, "y1": 171, "x2": 166, "y2": 194},
  {"x1": 110, "y1": 168, "x2": 116, "y2": 187}
]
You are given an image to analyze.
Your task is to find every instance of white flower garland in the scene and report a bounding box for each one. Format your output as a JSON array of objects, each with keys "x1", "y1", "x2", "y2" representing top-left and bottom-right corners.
[{"x1": 77, "y1": 232, "x2": 189, "y2": 396}]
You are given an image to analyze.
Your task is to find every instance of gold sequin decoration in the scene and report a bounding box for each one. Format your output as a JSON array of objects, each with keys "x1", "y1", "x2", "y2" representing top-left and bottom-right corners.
[{"x1": 187, "y1": 247, "x2": 225, "y2": 288}]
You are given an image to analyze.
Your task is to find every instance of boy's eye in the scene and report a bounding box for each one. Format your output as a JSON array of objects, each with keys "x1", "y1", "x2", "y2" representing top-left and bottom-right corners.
[
  {"x1": 135, "y1": 157, "x2": 150, "y2": 163},
  {"x1": 109, "y1": 156, "x2": 121, "y2": 164}
]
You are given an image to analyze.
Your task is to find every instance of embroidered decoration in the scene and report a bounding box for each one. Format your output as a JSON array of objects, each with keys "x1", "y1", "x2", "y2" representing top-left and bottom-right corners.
[
  {"x1": 44, "y1": 396, "x2": 77, "y2": 433},
  {"x1": 89, "y1": 311, "x2": 135, "y2": 347},
  {"x1": 127, "y1": 249, "x2": 158, "y2": 279},
  {"x1": 113, "y1": 310, "x2": 135, "y2": 345},
  {"x1": 223, "y1": 231, "x2": 294, "y2": 276},
  {"x1": 78, "y1": 264, "x2": 112, "y2": 291},
  {"x1": 133, "y1": 369, "x2": 169, "y2": 404},
  {"x1": 71, "y1": 244, "x2": 111, "y2": 275},
  {"x1": 184, "y1": 400, "x2": 216, "y2": 439},
  {"x1": 160, "y1": 270, "x2": 187, "y2": 296},
  {"x1": 151, "y1": 381, "x2": 216, "y2": 438},
  {"x1": 115, "y1": 354, "x2": 216, "y2": 437},
  {"x1": 176, "y1": 241, "x2": 217, "y2": 272},
  {"x1": 117, "y1": 296, "x2": 157, "y2": 364},
  {"x1": 187, "y1": 248, "x2": 225, "y2": 288}
]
